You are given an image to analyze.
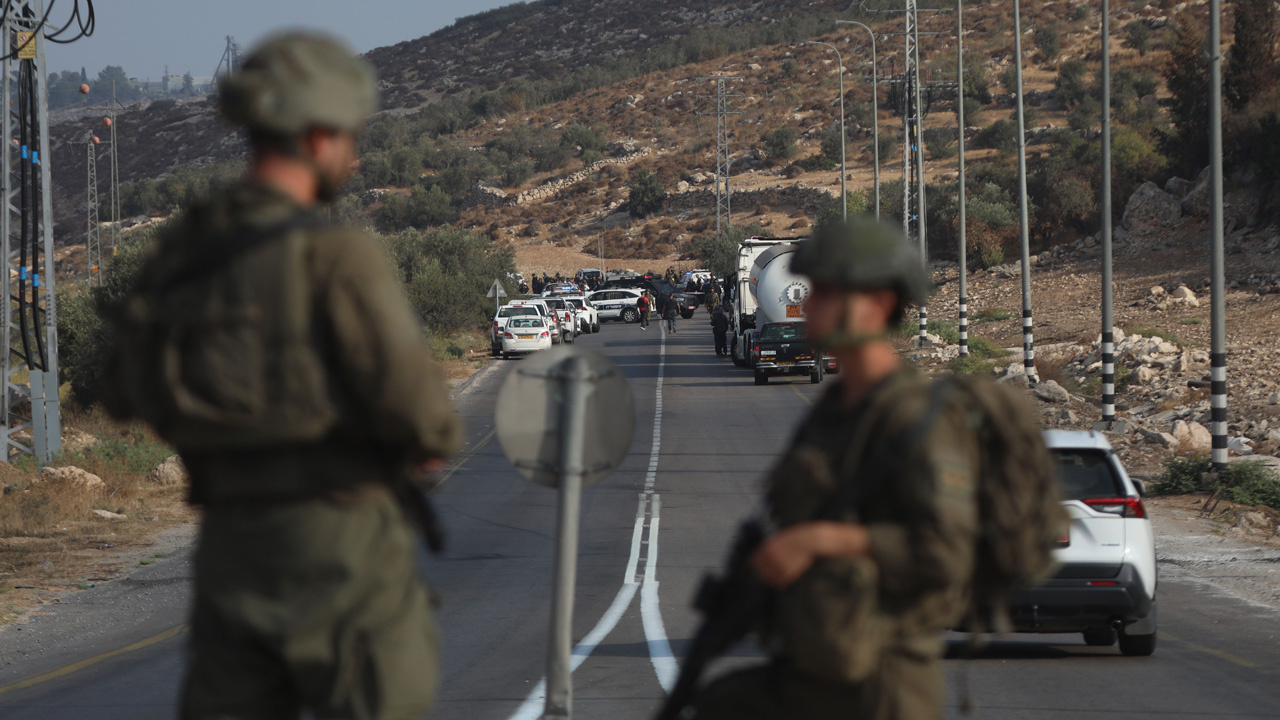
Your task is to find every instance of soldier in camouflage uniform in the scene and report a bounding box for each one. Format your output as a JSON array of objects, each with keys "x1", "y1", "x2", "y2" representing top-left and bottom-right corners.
[
  {"x1": 686, "y1": 218, "x2": 982, "y2": 720},
  {"x1": 100, "y1": 33, "x2": 461, "y2": 720}
]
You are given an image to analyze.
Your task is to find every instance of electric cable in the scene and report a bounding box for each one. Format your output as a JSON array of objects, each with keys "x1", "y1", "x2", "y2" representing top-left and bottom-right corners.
[{"x1": 3, "y1": 1, "x2": 96, "y2": 59}]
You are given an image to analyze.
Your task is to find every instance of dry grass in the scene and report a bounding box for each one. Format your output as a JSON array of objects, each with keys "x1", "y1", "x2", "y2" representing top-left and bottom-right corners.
[
  {"x1": 1034, "y1": 351, "x2": 1080, "y2": 394},
  {"x1": 0, "y1": 411, "x2": 195, "y2": 624}
]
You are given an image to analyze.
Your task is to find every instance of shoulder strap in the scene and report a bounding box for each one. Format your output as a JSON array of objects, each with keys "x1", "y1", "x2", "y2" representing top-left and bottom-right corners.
[
  {"x1": 149, "y1": 211, "x2": 330, "y2": 293},
  {"x1": 818, "y1": 378, "x2": 954, "y2": 522}
]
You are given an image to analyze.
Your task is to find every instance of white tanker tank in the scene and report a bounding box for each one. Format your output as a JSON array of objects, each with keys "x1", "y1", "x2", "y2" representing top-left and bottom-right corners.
[
  {"x1": 729, "y1": 238, "x2": 810, "y2": 367},
  {"x1": 748, "y1": 244, "x2": 811, "y2": 325}
]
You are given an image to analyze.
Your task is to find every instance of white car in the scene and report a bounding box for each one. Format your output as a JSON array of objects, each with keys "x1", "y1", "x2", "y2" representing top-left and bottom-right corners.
[
  {"x1": 498, "y1": 316, "x2": 553, "y2": 358},
  {"x1": 1006, "y1": 430, "x2": 1157, "y2": 655},
  {"x1": 506, "y1": 299, "x2": 561, "y2": 344},
  {"x1": 540, "y1": 297, "x2": 580, "y2": 342},
  {"x1": 491, "y1": 304, "x2": 543, "y2": 354},
  {"x1": 587, "y1": 288, "x2": 644, "y2": 323},
  {"x1": 561, "y1": 295, "x2": 600, "y2": 334}
]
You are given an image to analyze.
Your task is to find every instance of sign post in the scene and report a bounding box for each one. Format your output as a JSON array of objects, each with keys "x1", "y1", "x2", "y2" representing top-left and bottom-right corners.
[
  {"x1": 495, "y1": 348, "x2": 635, "y2": 720},
  {"x1": 487, "y1": 278, "x2": 508, "y2": 314}
]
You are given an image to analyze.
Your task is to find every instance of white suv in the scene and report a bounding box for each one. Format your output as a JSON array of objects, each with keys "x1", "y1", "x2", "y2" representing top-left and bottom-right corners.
[
  {"x1": 1006, "y1": 430, "x2": 1157, "y2": 655},
  {"x1": 561, "y1": 295, "x2": 600, "y2": 334}
]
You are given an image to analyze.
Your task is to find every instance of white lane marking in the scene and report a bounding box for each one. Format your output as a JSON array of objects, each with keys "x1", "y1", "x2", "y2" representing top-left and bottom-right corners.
[
  {"x1": 506, "y1": 324, "x2": 675, "y2": 719},
  {"x1": 641, "y1": 494, "x2": 677, "y2": 691},
  {"x1": 505, "y1": 582, "x2": 641, "y2": 720}
]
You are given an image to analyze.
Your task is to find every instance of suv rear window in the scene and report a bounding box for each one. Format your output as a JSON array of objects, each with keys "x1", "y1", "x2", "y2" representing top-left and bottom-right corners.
[
  {"x1": 760, "y1": 324, "x2": 806, "y2": 342},
  {"x1": 1053, "y1": 449, "x2": 1125, "y2": 499}
]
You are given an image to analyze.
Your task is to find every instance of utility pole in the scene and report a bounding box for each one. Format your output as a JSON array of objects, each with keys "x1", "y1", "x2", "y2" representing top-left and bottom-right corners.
[
  {"x1": 83, "y1": 133, "x2": 102, "y2": 285},
  {"x1": 698, "y1": 77, "x2": 744, "y2": 235},
  {"x1": 835, "y1": 19, "x2": 880, "y2": 219},
  {"x1": 1013, "y1": 0, "x2": 1038, "y2": 381},
  {"x1": 956, "y1": 0, "x2": 969, "y2": 356},
  {"x1": 901, "y1": 0, "x2": 931, "y2": 347},
  {"x1": 1209, "y1": 0, "x2": 1227, "y2": 470},
  {"x1": 215, "y1": 35, "x2": 242, "y2": 83},
  {"x1": 107, "y1": 82, "x2": 120, "y2": 255},
  {"x1": 1096, "y1": 0, "x2": 1119, "y2": 430},
  {"x1": 2, "y1": 1, "x2": 63, "y2": 462}
]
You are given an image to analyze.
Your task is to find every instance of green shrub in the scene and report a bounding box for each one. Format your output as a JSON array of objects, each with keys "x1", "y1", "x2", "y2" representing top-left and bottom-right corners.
[
  {"x1": 1125, "y1": 21, "x2": 1152, "y2": 56},
  {"x1": 896, "y1": 318, "x2": 960, "y2": 344},
  {"x1": 1222, "y1": 461, "x2": 1280, "y2": 508},
  {"x1": 1072, "y1": 4, "x2": 1090, "y2": 21},
  {"x1": 798, "y1": 153, "x2": 835, "y2": 171},
  {"x1": 502, "y1": 159, "x2": 534, "y2": 187},
  {"x1": 1034, "y1": 23, "x2": 1062, "y2": 60},
  {"x1": 972, "y1": 307, "x2": 1016, "y2": 324},
  {"x1": 764, "y1": 127, "x2": 799, "y2": 162},
  {"x1": 975, "y1": 119, "x2": 1018, "y2": 151},
  {"x1": 967, "y1": 336, "x2": 1010, "y2": 358},
  {"x1": 627, "y1": 170, "x2": 666, "y2": 218},
  {"x1": 1153, "y1": 455, "x2": 1212, "y2": 495},
  {"x1": 924, "y1": 126, "x2": 956, "y2": 159}
]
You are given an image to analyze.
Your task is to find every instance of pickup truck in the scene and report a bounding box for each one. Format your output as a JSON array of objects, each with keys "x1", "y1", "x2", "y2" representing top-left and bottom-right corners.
[{"x1": 751, "y1": 321, "x2": 823, "y2": 385}]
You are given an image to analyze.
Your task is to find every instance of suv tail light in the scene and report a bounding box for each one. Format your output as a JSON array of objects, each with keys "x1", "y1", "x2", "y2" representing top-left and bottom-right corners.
[
  {"x1": 1083, "y1": 497, "x2": 1146, "y2": 518},
  {"x1": 503, "y1": 332, "x2": 515, "y2": 339},
  {"x1": 539, "y1": 332, "x2": 549, "y2": 338}
]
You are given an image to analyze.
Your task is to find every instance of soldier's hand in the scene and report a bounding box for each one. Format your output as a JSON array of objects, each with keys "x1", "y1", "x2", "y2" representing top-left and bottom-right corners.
[{"x1": 751, "y1": 521, "x2": 870, "y2": 588}]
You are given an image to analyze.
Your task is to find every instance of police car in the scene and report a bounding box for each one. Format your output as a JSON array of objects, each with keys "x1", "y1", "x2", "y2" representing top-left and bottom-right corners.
[
  {"x1": 505, "y1": 299, "x2": 561, "y2": 344},
  {"x1": 1007, "y1": 430, "x2": 1157, "y2": 655},
  {"x1": 491, "y1": 303, "x2": 543, "y2": 354},
  {"x1": 587, "y1": 288, "x2": 645, "y2": 323}
]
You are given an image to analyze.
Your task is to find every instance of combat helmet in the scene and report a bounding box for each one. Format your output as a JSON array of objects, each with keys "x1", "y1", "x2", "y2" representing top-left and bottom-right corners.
[
  {"x1": 791, "y1": 217, "x2": 931, "y2": 309},
  {"x1": 219, "y1": 32, "x2": 377, "y2": 136}
]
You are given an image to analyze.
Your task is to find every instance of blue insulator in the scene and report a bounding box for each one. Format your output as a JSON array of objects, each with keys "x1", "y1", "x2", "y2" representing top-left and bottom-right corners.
[
  {"x1": 33, "y1": 275, "x2": 40, "y2": 288},
  {"x1": 21, "y1": 145, "x2": 28, "y2": 159},
  {"x1": 19, "y1": 267, "x2": 27, "y2": 280},
  {"x1": 32, "y1": 151, "x2": 39, "y2": 165}
]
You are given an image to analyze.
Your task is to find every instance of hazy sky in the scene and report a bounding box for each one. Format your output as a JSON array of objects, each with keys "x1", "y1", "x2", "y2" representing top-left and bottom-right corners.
[{"x1": 49, "y1": 0, "x2": 515, "y2": 80}]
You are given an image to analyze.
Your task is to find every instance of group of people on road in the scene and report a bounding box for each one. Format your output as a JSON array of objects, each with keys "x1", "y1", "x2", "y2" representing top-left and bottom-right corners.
[
  {"x1": 635, "y1": 289, "x2": 680, "y2": 333},
  {"x1": 95, "y1": 32, "x2": 1059, "y2": 720}
]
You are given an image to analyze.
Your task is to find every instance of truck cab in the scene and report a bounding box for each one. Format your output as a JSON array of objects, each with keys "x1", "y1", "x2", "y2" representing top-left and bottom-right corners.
[{"x1": 751, "y1": 322, "x2": 822, "y2": 385}]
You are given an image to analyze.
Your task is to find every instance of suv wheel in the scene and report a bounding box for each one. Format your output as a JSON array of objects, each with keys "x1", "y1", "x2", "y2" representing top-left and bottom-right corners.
[
  {"x1": 1082, "y1": 628, "x2": 1117, "y2": 647},
  {"x1": 592, "y1": 321, "x2": 600, "y2": 333},
  {"x1": 621, "y1": 307, "x2": 639, "y2": 324}
]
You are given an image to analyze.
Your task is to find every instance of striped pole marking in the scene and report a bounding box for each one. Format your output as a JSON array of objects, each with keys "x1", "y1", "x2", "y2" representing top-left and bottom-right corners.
[
  {"x1": 957, "y1": 297, "x2": 969, "y2": 356},
  {"x1": 1211, "y1": 353, "x2": 1228, "y2": 469},
  {"x1": 1022, "y1": 309, "x2": 1037, "y2": 380},
  {"x1": 1101, "y1": 331, "x2": 1115, "y2": 422}
]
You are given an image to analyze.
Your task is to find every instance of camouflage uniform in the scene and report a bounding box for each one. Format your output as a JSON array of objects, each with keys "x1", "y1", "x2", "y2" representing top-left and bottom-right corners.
[
  {"x1": 101, "y1": 34, "x2": 461, "y2": 720},
  {"x1": 687, "y1": 218, "x2": 981, "y2": 720}
]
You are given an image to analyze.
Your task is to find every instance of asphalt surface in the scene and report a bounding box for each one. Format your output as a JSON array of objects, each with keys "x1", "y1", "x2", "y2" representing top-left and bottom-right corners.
[{"x1": 2, "y1": 318, "x2": 1280, "y2": 719}]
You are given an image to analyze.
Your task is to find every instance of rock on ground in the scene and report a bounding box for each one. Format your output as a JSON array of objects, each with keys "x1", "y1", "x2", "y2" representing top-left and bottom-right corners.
[
  {"x1": 1123, "y1": 181, "x2": 1182, "y2": 231},
  {"x1": 1034, "y1": 380, "x2": 1071, "y2": 403},
  {"x1": 34, "y1": 466, "x2": 105, "y2": 491},
  {"x1": 1173, "y1": 419, "x2": 1213, "y2": 454},
  {"x1": 147, "y1": 455, "x2": 187, "y2": 488}
]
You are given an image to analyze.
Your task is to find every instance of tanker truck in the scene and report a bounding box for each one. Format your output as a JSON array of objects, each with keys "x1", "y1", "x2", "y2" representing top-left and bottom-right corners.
[{"x1": 728, "y1": 237, "x2": 837, "y2": 382}]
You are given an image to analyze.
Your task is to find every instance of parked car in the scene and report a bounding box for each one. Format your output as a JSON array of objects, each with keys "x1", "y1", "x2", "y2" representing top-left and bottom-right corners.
[
  {"x1": 506, "y1": 299, "x2": 560, "y2": 343},
  {"x1": 490, "y1": 304, "x2": 543, "y2": 354},
  {"x1": 588, "y1": 288, "x2": 645, "y2": 323},
  {"x1": 1005, "y1": 430, "x2": 1157, "y2": 656},
  {"x1": 561, "y1": 295, "x2": 600, "y2": 333},
  {"x1": 498, "y1": 316, "x2": 553, "y2": 358},
  {"x1": 601, "y1": 277, "x2": 700, "y2": 318},
  {"x1": 540, "y1": 297, "x2": 580, "y2": 342}
]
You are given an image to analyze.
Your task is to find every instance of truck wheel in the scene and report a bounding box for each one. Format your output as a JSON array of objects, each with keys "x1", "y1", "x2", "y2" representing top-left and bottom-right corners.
[
  {"x1": 754, "y1": 372, "x2": 768, "y2": 385},
  {"x1": 732, "y1": 347, "x2": 747, "y2": 368},
  {"x1": 621, "y1": 307, "x2": 639, "y2": 324},
  {"x1": 810, "y1": 365, "x2": 824, "y2": 384}
]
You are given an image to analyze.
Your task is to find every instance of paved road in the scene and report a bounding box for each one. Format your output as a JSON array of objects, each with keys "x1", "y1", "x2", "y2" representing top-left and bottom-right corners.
[{"x1": 3, "y1": 318, "x2": 1280, "y2": 719}]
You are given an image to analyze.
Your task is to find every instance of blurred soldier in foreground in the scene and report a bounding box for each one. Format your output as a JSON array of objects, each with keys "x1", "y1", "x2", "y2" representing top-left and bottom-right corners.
[
  {"x1": 661, "y1": 218, "x2": 1062, "y2": 720},
  {"x1": 101, "y1": 32, "x2": 461, "y2": 720}
]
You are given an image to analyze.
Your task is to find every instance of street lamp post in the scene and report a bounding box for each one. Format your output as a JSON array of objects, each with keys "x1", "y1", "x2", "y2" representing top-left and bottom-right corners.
[
  {"x1": 835, "y1": 20, "x2": 879, "y2": 219},
  {"x1": 802, "y1": 41, "x2": 847, "y2": 220}
]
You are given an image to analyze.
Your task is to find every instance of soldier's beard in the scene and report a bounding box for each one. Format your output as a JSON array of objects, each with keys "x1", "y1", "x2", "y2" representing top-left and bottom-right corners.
[{"x1": 316, "y1": 169, "x2": 345, "y2": 204}]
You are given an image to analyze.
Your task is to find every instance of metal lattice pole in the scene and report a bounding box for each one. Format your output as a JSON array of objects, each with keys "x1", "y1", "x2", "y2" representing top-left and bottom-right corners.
[
  {"x1": 956, "y1": 0, "x2": 969, "y2": 356},
  {"x1": 1013, "y1": 0, "x2": 1037, "y2": 381},
  {"x1": 2, "y1": 1, "x2": 62, "y2": 462},
  {"x1": 85, "y1": 137, "x2": 101, "y2": 285},
  {"x1": 837, "y1": 20, "x2": 880, "y2": 219},
  {"x1": 698, "y1": 77, "x2": 743, "y2": 235}
]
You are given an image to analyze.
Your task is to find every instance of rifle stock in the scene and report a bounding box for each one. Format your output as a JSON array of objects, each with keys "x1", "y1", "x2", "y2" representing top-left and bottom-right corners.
[{"x1": 655, "y1": 520, "x2": 771, "y2": 720}]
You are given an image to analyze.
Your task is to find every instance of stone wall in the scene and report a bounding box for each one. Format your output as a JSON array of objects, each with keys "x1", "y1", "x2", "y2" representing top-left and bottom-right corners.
[{"x1": 664, "y1": 183, "x2": 838, "y2": 215}]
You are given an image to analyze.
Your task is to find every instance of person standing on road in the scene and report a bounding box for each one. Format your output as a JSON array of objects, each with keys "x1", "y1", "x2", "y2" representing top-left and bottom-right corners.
[
  {"x1": 711, "y1": 305, "x2": 730, "y2": 356},
  {"x1": 100, "y1": 33, "x2": 461, "y2": 720},
  {"x1": 682, "y1": 219, "x2": 986, "y2": 720},
  {"x1": 706, "y1": 288, "x2": 721, "y2": 317},
  {"x1": 637, "y1": 290, "x2": 651, "y2": 330},
  {"x1": 663, "y1": 293, "x2": 680, "y2": 334}
]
